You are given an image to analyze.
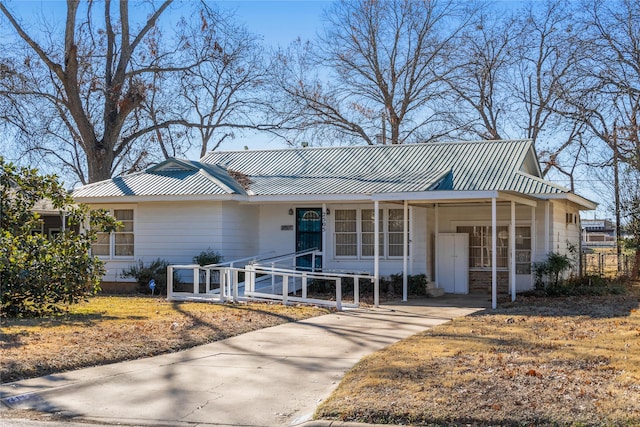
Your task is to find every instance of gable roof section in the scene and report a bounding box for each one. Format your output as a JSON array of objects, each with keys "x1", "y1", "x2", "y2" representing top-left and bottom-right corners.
[
  {"x1": 200, "y1": 139, "x2": 565, "y2": 195},
  {"x1": 73, "y1": 159, "x2": 247, "y2": 198},
  {"x1": 73, "y1": 139, "x2": 583, "y2": 201}
]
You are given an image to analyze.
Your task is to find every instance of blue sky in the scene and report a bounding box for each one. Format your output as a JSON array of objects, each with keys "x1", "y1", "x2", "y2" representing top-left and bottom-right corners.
[{"x1": 1, "y1": 1, "x2": 611, "y2": 214}]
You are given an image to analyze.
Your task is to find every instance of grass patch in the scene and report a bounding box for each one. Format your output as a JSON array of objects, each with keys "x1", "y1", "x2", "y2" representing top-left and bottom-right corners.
[
  {"x1": 316, "y1": 292, "x2": 640, "y2": 426},
  {"x1": 0, "y1": 296, "x2": 330, "y2": 383}
]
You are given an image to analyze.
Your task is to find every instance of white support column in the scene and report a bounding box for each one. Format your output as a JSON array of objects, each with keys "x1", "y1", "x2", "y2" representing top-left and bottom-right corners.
[
  {"x1": 374, "y1": 200, "x2": 380, "y2": 307},
  {"x1": 510, "y1": 201, "x2": 516, "y2": 302},
  {"x1": 434, "y1": 203, "x2": 439, "y2": 287},
  {"x1": 402, "y1": 199, "x2": 408, "y2": 302},
  {"x1": 544, "y1": 201, "x2": 550, "y2": 255},
  {"x1": 492, "y1": 198, "x2": 497, "y2": 309},
  {"x1": 409, "y1": 206, "x2": 414, "y2": 275},
  {"x1": 531, "y1": 206, "x2": 536, "y2": 289},
  {"x1": 322, "y1": 202, "x2": 327, "y2": 270},
  {"x1": 167, "y1": 266, "x2": 174, "y2": 300},
  {"x1": 425, "y1": 207, "x2": 431, "y2": 282}
]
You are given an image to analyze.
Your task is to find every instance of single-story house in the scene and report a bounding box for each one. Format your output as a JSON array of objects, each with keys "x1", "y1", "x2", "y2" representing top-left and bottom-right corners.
[{"x1": 73, "y1": 139, "x2": 596, "y2": 307}]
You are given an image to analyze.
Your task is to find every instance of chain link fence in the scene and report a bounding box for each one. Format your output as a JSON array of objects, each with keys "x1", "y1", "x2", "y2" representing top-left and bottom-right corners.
[{"x1": 581, "y1": 252, "x2": 637, "y2": 277}]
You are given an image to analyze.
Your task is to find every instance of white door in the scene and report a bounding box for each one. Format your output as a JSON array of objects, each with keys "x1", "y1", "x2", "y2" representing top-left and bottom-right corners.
[{"x1": 437, "y1": 233, "x2": 469, "y2": 294}]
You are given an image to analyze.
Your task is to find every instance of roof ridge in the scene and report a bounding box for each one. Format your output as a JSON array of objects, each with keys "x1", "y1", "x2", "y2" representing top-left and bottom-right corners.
[{"x1": 201, "y1": 139, "x2": 533, "y2": 157}]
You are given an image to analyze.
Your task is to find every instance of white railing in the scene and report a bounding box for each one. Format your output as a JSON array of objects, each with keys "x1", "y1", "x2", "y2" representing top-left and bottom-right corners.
[{"x1": 167, "y1": 250, "x2": 373, "y2": 310}]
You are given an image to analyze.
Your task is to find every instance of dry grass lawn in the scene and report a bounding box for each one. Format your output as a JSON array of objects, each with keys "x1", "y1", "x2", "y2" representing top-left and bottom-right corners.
[
  {"x1": 317, "y1": 292, "x2": 640, "y2": 426},
  {"x1": 0, "y1": 296, "x2": 330, "y2": 383}
]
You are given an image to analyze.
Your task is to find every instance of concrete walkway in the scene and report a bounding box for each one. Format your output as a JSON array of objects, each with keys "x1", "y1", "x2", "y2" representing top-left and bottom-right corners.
[{"x1": 1, "y1": 296, "x2": 487, "y2": 427}]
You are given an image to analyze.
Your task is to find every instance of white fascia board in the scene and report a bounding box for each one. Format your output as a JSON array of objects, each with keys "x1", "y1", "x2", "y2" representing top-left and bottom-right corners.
[
  {"x1": 244, "y1": 193, "x2": 374, "y2": 203},
  {"x1": 496, "y1": 191, "x2": 539, "y2": 207},
  {"x1": 73, "y1": 194, "x2": 247, "y2": 204},
  {"x1": 372, "y1": 190, "x2": 539, "y2": 207},
  {"x1": 535, "y1": 193, "x2": 598, "y2": 210},
  {"x1": 371, "y1": 190, "x2": 500, "y2": 202}
]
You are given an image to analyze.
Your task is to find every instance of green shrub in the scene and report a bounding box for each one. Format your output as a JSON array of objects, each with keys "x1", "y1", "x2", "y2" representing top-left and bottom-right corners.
[
  {"x1": 193, "y1": 249, "x2": 223, "y2": 266},
  {"x1": 534, "y1": 252, "x2": 573, "y2": 291},
  {"x1": 1, "y1": 158, "x2": 119, "y2": 317},
  {"x1": 388, "y1": 273, "x2": 428, "y2": 296},
  {"x1": 528, "y1": 273, "x2": 629, "y2": 297},
  {"x1": 121, "y1": 259, "x2": 176, "y2": 295}
]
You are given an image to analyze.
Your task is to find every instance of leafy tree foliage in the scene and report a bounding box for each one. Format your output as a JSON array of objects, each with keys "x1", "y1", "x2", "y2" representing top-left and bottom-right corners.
[{"x1": 0, "y1": 157, "x2": 118, "y2": 317}]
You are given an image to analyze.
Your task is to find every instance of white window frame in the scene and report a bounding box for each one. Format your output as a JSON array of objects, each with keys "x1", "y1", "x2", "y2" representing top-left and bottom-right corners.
[
  {"x1": 92, "y1": 207, "x2": 136, "y2": 260},
  {"x1": 333, "y1": 207, "x2": 407, "y2": 260},
  {"x1": 453, "y1": 221, "x2": 532, "y2": 272}
]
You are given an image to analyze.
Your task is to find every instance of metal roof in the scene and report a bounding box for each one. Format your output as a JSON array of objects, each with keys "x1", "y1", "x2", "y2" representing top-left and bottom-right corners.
[
  {"x1": 73, "y1": 140, "x2": 572, "y2": 199},
  {"x1": 201, "y1": 139, "x2": 567, "y2": 195},
  {"x1": 72, "y1": 159, "x2": 245, "y2": 198}
]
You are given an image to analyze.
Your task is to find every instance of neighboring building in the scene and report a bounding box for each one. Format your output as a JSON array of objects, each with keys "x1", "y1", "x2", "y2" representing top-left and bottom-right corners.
[
  {"x1": 581, "y1": 219, "x2": 616, "y2": 248},
  {"x1": 31, "y1": 199, "x2": 69, "y2": 238},
  {"x1": 73, "y1": 140, "x2": 596, "y2": 304}
]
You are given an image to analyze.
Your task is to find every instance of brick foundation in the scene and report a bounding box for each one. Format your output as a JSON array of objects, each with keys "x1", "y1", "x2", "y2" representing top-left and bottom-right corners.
[{"x1": 469, "y1": 270, "x2": 509, "y2": 294}]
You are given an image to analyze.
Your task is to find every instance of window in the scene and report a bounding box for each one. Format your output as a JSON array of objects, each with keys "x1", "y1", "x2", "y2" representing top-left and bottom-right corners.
[
  {"x1": 515, "y1": 226, "x2": 532, "y2": 274},
  {"x1": 335, "y1": 209, "x2": 357, "y2": 256},
  {"x1": 93, "y1": 209, "x2": 134, "y2": 258},
  {"x1": 334, "y1": 208, "x2": 408, "y2": 259},
  {"x1": 387, "y1": 209, "x2": 406, "y2": 257},
  {"x1": 457, "y1": 225, "x2": 508, "y2": 269},
  {"x1": 361, "y1": 209, "x2": 383, "y2": 257}
]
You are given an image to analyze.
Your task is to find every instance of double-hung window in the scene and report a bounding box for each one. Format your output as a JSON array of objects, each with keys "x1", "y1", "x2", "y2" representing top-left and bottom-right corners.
[
  {"x1": 457, "y1": 225, "x2": 508, "y2": 269},
  {"x1": 334, "y1": 208, "x2": 407, "y2": 258},
  {"x1": 92, "y1": 209, "x2": 135, "y2": 258}
]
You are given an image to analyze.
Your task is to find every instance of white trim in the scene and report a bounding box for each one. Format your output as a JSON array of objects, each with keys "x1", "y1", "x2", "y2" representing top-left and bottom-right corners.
[
  {"x1": 403, "y1": 199, "x2": 408, "y2": 302},
  {"x1": 531, "y1": 206, "x2": 536, "y2": 288},
  {"x1": 93, "y1": 207, "x2": 136, "y2": 261},
  {"x1": 374, "y1": 201, "x2": 380, "y2": 307},
  {"x1": 491, "y1": 198, "x2": 497, "y2": 309},
  {"x1": 434, "y1": 204, "x2": 439, "y2": 287},
  {"x1": 535, "y1": 193, "x2": 597, "y2": 210},
  {"x1": 510, "y1": 201, "x2": 516, "y2": 302},
  {"x1": 545, "y1": 201, "x2": 550, "y2": 255},
  {"x1": 75, "y1": 194, "x2": 245, "y2": 203}
]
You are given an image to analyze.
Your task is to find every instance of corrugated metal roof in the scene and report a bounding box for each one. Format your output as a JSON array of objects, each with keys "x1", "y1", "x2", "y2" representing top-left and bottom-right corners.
[
  {"x1": 74, "y1": 139, "x2": 570, "y2": 199},
  {"x1": 73, "y1": 160, "x2": 241, "y2": 198},
  {"x1": 200, "y1": 139, "x2": 567, "y2": 195}
]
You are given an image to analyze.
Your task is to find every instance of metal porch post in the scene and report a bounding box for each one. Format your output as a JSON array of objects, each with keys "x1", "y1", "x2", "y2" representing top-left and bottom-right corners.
[
  {"x1": 374, "y1": 200, "x2": 380, "y2": 307},
  {"x1": 511, "y1": 201, "x2": 516, "y2": 302},
  {"x1": 492, "y1": 198, "x2": 497, "y2": 309},
  {"x1": 403, "y1": 199, "x2": 408, "y2": 302}
]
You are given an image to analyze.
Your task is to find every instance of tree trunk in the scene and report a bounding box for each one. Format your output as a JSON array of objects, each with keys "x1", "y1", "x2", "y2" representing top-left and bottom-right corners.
[{"x1": 86, "y1": 143, "x2": 115, "y2": 183}]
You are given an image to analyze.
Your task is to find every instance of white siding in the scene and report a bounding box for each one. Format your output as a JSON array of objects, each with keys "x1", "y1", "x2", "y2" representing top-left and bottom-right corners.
[
  {"x1": 258, "y1": 204, "x2": 297, "y2": 257},
  {"x1": 549, "y1": 200, "x2": 581, "y2": 276},
  {"x1": 220, "y1": 202, "x2": 259, "y2": 259},
  {"x1": 90, "y1": 201, "x2": 259, "y2": 282}
]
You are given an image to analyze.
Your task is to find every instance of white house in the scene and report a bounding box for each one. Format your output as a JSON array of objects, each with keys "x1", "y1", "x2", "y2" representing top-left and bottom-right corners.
[{"x1": 73, "y1": 140, "x2": 596, "y2": 308}]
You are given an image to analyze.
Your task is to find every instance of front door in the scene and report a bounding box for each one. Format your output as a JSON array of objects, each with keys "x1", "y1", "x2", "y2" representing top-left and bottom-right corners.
[{"x1": 296, "y1": 208, "x2": 323, "y2": 270}]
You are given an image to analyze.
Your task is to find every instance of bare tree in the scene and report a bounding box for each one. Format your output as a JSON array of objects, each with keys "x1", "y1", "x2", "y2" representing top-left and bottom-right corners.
[
  {"x1": 509, "y1": 0, "x2": 588, "y2": 178},
  {"x1": 267, "y1": 0, "x2": 473, "y2": 146},
  {"x1": 176, "y1": 5, "x2": 268, "y2": 158},
  {"x1": 0, "y1": 1, "x2": 266, "y2": 184},
  {"x1": 442, "y1": 10, "x2": 518, "y2": 140},
  {"x1": 575, "y1": 0, "x2": 640, "y2": 172}
]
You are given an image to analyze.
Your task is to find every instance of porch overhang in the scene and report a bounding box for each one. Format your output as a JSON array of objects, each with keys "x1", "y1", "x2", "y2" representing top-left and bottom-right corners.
[{"x1": 371, "y1": 190, "x2": 539, "y2": 207}]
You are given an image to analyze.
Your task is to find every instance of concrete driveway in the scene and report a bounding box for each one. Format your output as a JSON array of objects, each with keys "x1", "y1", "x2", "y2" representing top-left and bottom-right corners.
[{"x1": 1, "y1": 296, "x2": 487, "y2": 426}]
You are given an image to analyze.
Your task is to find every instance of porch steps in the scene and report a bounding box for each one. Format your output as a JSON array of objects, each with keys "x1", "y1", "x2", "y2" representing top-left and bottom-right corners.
[{"x1": 426, "y1": 282, "x2": 445, "y2": 298}]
